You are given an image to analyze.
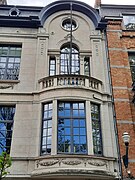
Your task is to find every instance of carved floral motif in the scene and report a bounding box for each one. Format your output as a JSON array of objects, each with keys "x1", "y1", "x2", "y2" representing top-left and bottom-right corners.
[
  {"x1": 37, "y1": 160, "x2": 59, "y2": 167},
  {"x1": 88, "y1": 160, "x2": 106, "y2": 166},
  {"x1": 62, "y1": 160, "x2": 81, "y2": 166},
  {"x1": 0, "y1": 84, "x2": 14, "y2": 89}
]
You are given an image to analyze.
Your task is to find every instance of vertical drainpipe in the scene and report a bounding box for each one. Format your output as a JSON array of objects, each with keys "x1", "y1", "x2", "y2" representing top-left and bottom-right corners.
[{"x1": 103, "y1": 29, "x2": 123, "y2": 180}]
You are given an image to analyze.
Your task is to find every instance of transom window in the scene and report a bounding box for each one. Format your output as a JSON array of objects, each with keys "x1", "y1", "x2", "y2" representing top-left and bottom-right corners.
[
  {"x1": 0, "y1": 106, "x2": 15, "y2": 154},
  {"x1": 128, "y1": 53, "x2": 135, "y2": 81},
  {"x1": 58, "y1": 102, "x2": 87, "y2": 154},
  {"x1": 41, "y1": 102, "x2": 52, "y2": 155},
  {"x1": 62, "y1": 18, "x2": 77, "y2": 31},
  {"x1": 91, "y1": 103, "x2": 102, "y2": 155},
  {"x1": 60, "y1": 45, "x2": 80, "y2": 75},
  {"x1": 0, "y1": 45, "x2": 21, "y2": 80}
]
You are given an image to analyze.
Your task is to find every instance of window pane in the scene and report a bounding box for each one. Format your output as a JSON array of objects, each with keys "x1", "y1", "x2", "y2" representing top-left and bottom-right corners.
[
  {"x1": 0, "y1": 45, "x2": 21, "y2": 80},
  {"x1": 91, "y1": 103, "x2": 102, "y2": 155},
  {"x1": 84, "y1": 57, "x2": 90, "y2": 76},
  {"x1": 60, "y1": 45, "x2": 80, "y2": 75},
  {"x1": 49, "y1": 57, "x2": 56, "y2": 76},
  {"x1": 123, "y1": 16, "x2": 135, "y2": 30},
  {"x1": 0, "y1": 106, "x2": 15, "y2": 154},
  {"x1": 58, "y1": 102, "x2": 87, "y2": 154},
  {"x1": 41, "y1": 102, "x2": 52, "y2": 155},
  {"x1": 128, "y1": 53, "x2": 135, "y2": 81}
]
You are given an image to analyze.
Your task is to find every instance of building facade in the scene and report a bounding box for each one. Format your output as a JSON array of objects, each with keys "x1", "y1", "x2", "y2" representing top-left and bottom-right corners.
[
  {"x1": 0, "y1": 1, "x2": 121, "y2": 179},
  {"x1": 100, "y1": 4, "x2": 135, "y2": 179}
]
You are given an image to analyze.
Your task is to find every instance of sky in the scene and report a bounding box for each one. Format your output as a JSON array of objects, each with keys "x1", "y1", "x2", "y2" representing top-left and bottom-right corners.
[{"x1": 7, "y1": 0, "x2": 135, "y2": 7}]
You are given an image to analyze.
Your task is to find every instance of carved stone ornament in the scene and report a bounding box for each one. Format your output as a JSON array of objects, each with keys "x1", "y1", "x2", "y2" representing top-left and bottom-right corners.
[
  {"x1": 37, "y1": 160, "x2": 59, "y2": 167},
  {"x1": 88, "y1": 160, "x2": 106, "y2": 166},
  {"x1": 62, "y1": 160, "x2": 82, "y2": 166},
  {"x1": 0, "y1": 84, "x2": 14, "y2": 89}
]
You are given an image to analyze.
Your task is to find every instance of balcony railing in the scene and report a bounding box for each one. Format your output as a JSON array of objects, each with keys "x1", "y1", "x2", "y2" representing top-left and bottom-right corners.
[{"x1": 38, "y1": 75, "x2": 102, "y2": 92}]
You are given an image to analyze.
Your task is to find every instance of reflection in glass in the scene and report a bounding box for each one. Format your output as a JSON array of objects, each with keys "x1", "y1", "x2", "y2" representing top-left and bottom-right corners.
[
  {"x1": 0, "y1": 45, "x2": 21, "y2": 80},
  {"x1": 123, "y1": 16, "x2": 135, "y2": 30},
  {"x1": 58, "y1": 102, "x2": 87, "y2": 154},
  {"x1": 60, "y1": 45, "x2": 80, "y2": 75},
  {"x1": 128, "y1": 53, "x2": 135, "y2": 81},
  {"x1": 41, "y1": 102, "x2": 52, "y2": 155},
  {"x1": 91, "y1": 103, "x2": 102, "y2": 155},
  {"x1": 0, "y1": 106, "x2": 15, "y2": 154}
]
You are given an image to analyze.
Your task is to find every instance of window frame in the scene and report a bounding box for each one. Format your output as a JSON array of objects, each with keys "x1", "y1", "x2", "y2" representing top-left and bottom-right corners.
[
  {"x1": 0, "y1": 44, "x2": 22, "y2": 80},
  {"x1": 123, "y1": 15, "x2": 135, "y2": 30},
  {"x1": 49, "y1": 56, "x2": 56, "y2": 76},
  {"x1": 57, "y1": 101, "x2": 87, "y2": 154},
  {"x1": 84, "y1": 56, "x2": 90, "y2": 76},
  {"x1": 60, "y1": 44, "x2": 80, "y2": 75},
  {"x1": 128, "y1": 52, "x2": 135, "y2": 81},
  {"x1": 41, "y1": 102, "x2": 53, "y2": 155},
  {"x1": 91, "y1": 103, "x2": 103, "y2": 156},
  {"x1": 0, "y1": 105, "x2": 15, "y2": 154}
]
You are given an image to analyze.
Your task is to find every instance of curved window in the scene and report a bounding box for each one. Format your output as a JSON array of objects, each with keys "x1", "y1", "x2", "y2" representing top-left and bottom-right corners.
[
  {"x1": 58, "y1": 102, "x2": 87, "y2": 154},
  {"x1": 60, "y1": 45, "x2": 80, "y2": 75},
  {"x1": 62, "y1": 18, "x2": 77, "y2": 31}
]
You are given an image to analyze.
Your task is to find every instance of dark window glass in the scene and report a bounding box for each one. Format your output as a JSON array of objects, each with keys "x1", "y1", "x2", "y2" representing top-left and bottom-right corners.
[
  {"x1": 91, "y1": 103, "x2": 102, "y2": 155},
  {"x1": 41, "y1": 103, "x2": 52, "y2": 155},
  {"x1": 62, "y1": 19, "x2": 77, "y2": 31},
  {"x1": 60, "y1": 45, "x2": 80, "y2": 75},
  {"x1": 49, "y1": 56, "x2": 56, "y2": 76},
  {"x1": 128, "y1": 53, "x2": 135, "y2": 81},
  {"x1": 0, "y1": 45, "x2": 21, "y2": 80},
  {"x1": 0, "y1": 106, "x2": 15, "y2": 154},
  {"x1": 84, "y1": 57, "x2": 90, "y2": 76},
  {"x1": 123, "y1": 16, "x2": 135, "y2": 30},
  {"x1": 58, "y1": 102, "x2": 87, "y2": 154}
]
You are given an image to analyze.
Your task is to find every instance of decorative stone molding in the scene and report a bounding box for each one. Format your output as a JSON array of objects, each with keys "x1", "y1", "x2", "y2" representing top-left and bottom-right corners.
[
  {"x1": 0, "y1": 84, "x2": 14, "y2": 89},
  {"x1": 32, "y1": 156, "x2": 117, "y2": 179},
  {"x1": 62, "y1": 160, "x2": 82, "y2": 165},
  {"x1": 37, "y1": 160, "x2": 59, "y2": 167},
  {"x1": 88, "y1": 160, "x2": 106, "y2": 166}
]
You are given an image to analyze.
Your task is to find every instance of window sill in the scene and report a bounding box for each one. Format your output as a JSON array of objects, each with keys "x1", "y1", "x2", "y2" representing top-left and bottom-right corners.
[{"x1": 0, "y1": 80, "x2": 20, "y2": 83}]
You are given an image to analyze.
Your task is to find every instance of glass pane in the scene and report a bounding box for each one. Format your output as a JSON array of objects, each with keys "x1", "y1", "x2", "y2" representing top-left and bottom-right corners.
[
  {"x1": 48, "y1": 128, "x2": 52, "y2": 136},
  {"x1": 43, "y1": 121, "x2": 47, "y2": 128},
  {"x1": 80, "y1": 136, "x2": 86, "y2": 144},
  {"x1": 64, "y1": 119, "x2": 70, "y2": 126},
  {"x1": 73, "y1": 119, "x2": 79, "y2": 127},
  {"x1": 73, "y1": 136, "x2": 79, "y2": 144},
  {"x1": 80, "y1": 128, "x2": 86, "y2": 135},
  {"x1": 47, "y1": 136, "x2": 51, "y2": 144},
  {"x1": 73, "y1": 110, "x2": 78, "y2": 116},
  {"x1": 43, "y1": 129, "x2": 47, "y2": 136},
  {"x1": 123, "y1": 16, "x2": 135, "y2": 30},
  {"x1": 73, "y1": 128, "x2": 79, "y2": 135},
  {"x1": 80, "y1": 120, "x2": 85, "y2": 127}
]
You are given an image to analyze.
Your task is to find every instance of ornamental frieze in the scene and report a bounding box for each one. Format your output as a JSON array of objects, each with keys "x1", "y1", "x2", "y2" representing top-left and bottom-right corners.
[
  {"x1": 88, "y1": 160, "x2": 106, "y2": 166},
  {"x1": 0, "y1": 84, "x2": 14, "y2": 89},
  {"x1": 36, "y1": 160, "x2": 59, "y2": 167},
  {"x1": 62, "y1": 160, "x2": 82, "y2": 166},
  {"x1": 36, "y1": 158, "x2": 107, "y2": 168}
]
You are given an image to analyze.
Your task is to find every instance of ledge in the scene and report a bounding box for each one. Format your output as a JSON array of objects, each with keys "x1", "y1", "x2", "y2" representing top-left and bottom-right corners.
[{"x1": 31, "y1": 155, "x2": 117, "y2": 179}]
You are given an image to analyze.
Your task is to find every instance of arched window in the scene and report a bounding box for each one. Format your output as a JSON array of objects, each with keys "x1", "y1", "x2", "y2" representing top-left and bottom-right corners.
[{"x1": 60, "y1": 44, "x2": 80, "y2": 75}]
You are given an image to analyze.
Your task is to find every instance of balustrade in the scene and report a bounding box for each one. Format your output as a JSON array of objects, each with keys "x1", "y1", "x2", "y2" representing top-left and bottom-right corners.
[{"x1": 38, "y1": 75, "x2": 102, "y2": 92}]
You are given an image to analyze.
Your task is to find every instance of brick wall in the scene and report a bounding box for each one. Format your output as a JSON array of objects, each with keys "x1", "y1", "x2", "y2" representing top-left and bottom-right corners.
[{"x1": 106, "y1": 20, "x2": 135, "y2": 178}]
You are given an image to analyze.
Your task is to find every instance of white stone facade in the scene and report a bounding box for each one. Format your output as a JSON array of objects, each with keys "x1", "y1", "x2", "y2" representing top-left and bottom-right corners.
[{"x1": 0, "y1": 1, "x2": 120, "y2": 179}]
